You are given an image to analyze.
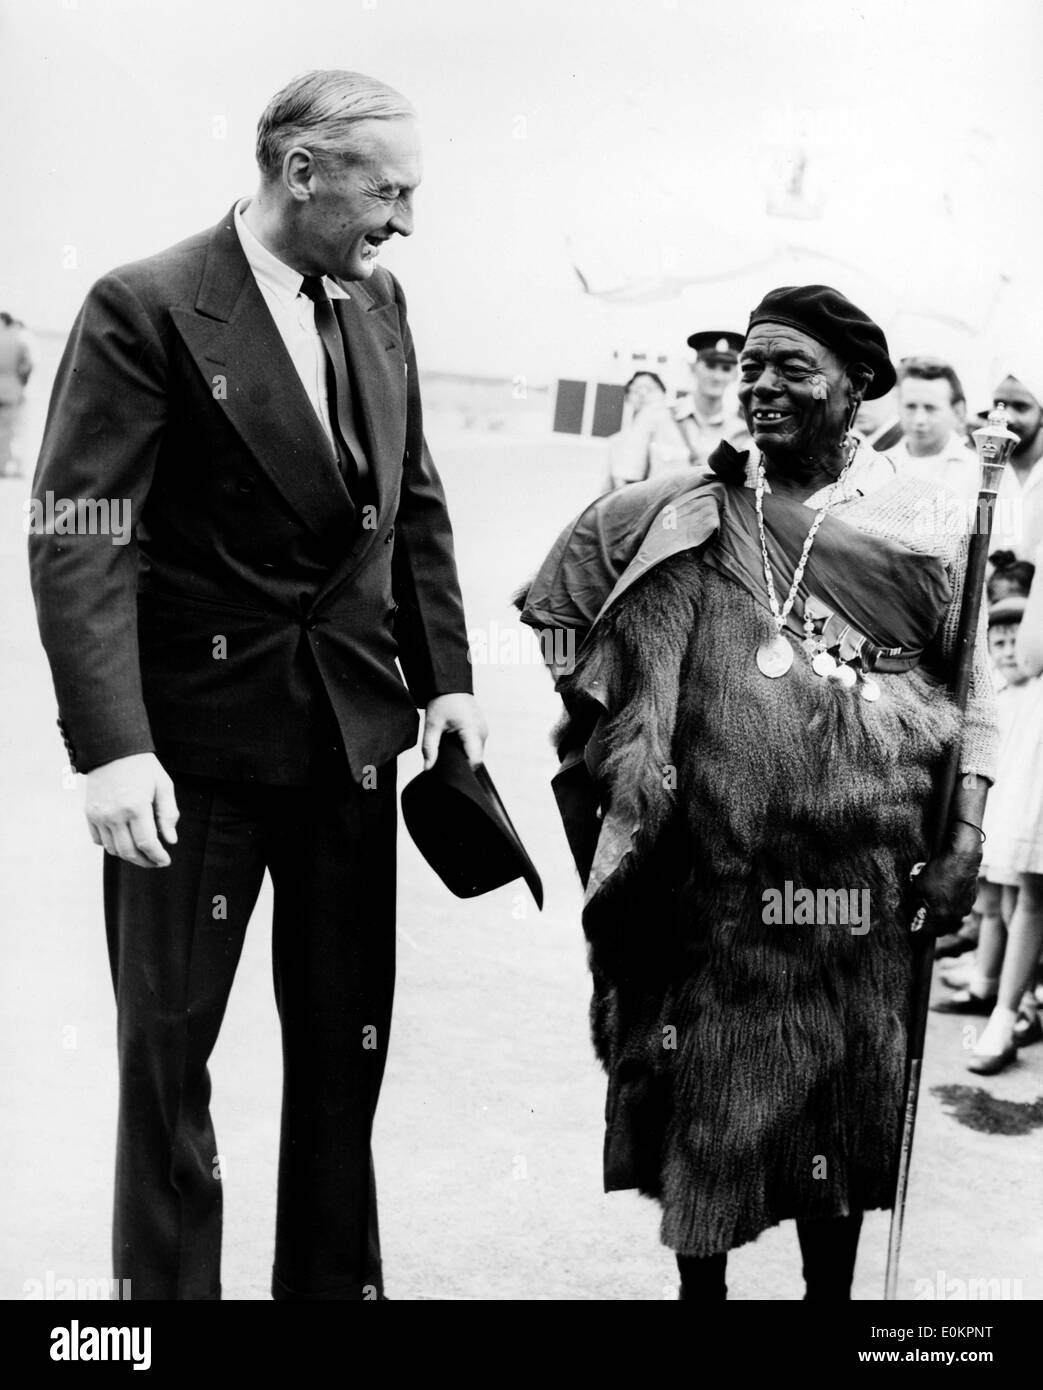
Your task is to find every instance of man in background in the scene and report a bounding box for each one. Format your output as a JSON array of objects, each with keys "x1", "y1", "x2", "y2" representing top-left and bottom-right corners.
[
  {"x1": 989, "y1": 368, "x2": 1043, "y2": 559},
  {"x1": 673, "y1": 329, "x2": 750, "y2": 468},
  {"x1": 889, "y1": 356, "x2": 977, "y2": 504},
  {"x1": 854, "y1": 386, "x2": 902, "y2": 452}
]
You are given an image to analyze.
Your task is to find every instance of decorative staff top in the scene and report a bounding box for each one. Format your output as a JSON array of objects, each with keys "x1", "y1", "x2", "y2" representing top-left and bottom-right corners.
[{"x1": 972, "y1": 406, "x2": 1019, "y2": 498}]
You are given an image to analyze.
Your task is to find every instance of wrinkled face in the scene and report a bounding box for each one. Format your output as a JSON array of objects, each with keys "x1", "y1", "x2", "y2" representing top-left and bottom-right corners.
[
  {"x1": 738, "y1": 323, "x2": 854, "y2": 462},
  {"x1": 626, "y1": 374, "x2": 666, "y2": 411},
  {"x1": 291, "y1": 117, "x2": 421, "y2": 281},
  {"x1": 993, "y1": 377, "x2": 1043, "y2": 450},
  {"x1": 899, "y1": 376, "x2": 963, "y2": 456},
  {"x1": 988, "y1": 621, "x2": 1027, "y2": 684},
  {"x1": 692, "y1": 356, "x2": 737, "y2": 401}
]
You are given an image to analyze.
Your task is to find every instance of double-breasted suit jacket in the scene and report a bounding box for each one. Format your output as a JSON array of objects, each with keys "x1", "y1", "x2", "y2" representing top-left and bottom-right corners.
[{"x1": 29, "y1": 205, "x2": 473, "y2": 783}]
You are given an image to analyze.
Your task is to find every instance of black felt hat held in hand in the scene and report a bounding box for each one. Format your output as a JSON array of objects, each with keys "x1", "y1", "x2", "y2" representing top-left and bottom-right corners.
[{"x1": 401, "y1": 735, "x2": 544, "y2": 909}]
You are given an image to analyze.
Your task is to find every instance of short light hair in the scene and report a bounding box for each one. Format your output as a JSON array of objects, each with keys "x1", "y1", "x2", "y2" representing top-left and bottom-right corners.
[
  {"x1": 256, "y1": 69, "x2": 415, "y2": 180},
  {"x1": 898, "y1": 356, "x2": 966, "y2": 408}
]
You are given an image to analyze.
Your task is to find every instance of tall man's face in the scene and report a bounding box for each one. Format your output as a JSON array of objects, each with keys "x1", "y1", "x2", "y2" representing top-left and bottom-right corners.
[
  {"x1": 291, "y1": 117, "x2": 422, "y2": 281},
  {"x1": 898, "y1": 374, "x2": 963, "y2": 457},
  {"x1": 993, "y1": 376, "x2": 1043, "y2": 455}
]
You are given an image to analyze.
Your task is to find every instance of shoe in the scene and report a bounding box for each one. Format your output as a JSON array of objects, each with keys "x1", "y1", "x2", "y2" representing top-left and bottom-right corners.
[
  {"x1": 934, "y1": 933, "x2": 976, "y2": 960},
  {"x1": 939, "y1": 964, "x2": 974, "y2": 989},
  {"x1": 966, "y1": 1044, "x2": 1018, "y2": 1076},
  {"x1": 931, "y1": 990, "x2": 997, "y2": 1015},
  {"x1": 1013, "y1": 1013, "x2": 1042, "y2": 1048}
]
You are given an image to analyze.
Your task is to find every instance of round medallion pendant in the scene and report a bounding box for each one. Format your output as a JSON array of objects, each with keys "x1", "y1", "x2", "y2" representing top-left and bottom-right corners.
[
  {"x1": 755, "y1": 634, "x2": 794, "y2": 678},
  {"x1": 832, "y1": 662, "x2": 857, "y2": 689},
  {"x1": 811, "y1": 650, "x2": 837, "y2": 677},
  {"x1": 861, "y1": 678, "x2": 881, "y2": 702}
]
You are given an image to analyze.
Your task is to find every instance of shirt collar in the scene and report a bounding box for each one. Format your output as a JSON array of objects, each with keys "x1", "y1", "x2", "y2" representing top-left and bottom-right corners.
[
  {"x1": 234, "y1": 197, "x2": 351, "y2": 303},
  {"x1": 678, "y1": 396, "x2": 724, "y2": 427},
  {"x1": 894, "y1": 432, "x2": 974, "y2": 465}
]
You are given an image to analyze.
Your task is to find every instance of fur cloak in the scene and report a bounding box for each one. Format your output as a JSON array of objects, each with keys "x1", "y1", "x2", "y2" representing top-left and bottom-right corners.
[{"x1": 556, "y1": 549, "x2": 961, "y2": 1257}]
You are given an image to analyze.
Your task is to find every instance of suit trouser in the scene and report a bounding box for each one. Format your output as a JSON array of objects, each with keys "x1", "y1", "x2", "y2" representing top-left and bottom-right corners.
[{"x1": 102, "y1": 765, "x2": 397, "y2": 1300}]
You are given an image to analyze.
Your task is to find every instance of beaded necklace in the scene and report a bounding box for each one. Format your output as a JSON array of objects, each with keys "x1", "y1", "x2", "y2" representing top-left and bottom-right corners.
[{"x1": 752, "y1": 445, "x2": 853, "y2": 679}]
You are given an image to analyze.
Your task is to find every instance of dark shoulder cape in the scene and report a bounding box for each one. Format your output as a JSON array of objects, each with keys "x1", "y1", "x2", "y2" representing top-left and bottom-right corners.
[
  {"x1": 520, "y1": 446, "x2": 954, "y2": 885},
  {"x1": 521, "y1": 449, "x2": 952, "y2": 684}
]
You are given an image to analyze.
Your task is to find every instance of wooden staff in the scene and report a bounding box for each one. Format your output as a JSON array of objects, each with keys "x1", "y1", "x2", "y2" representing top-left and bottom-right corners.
[{"x1": 884, "y1": 407, "x2": 1018, "y2": 1301}]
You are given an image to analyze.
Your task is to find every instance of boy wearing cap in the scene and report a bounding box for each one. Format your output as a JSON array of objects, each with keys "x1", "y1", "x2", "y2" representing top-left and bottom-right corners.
[{"x1": 674, "y1": 330, "x2": 751, "y2": 469}]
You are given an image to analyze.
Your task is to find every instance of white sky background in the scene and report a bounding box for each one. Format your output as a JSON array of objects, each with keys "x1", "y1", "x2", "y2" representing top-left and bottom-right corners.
[{"x1": 1, "y1": 0, "x2": 1041, "y2": 395}]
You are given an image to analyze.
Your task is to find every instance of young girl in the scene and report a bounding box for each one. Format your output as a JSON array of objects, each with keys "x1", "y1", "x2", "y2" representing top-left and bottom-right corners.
[
  {"x1": 958, "y1": 596, "x2": 1043, "y2": 1073},
  {"x1": 933, "y1": 551, "x2": 1036, "y2": 966}
]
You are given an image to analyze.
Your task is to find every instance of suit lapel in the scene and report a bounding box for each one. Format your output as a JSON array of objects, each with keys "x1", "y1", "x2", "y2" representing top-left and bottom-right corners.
[{"x1": 171, "y1": 209, "x2": 357, "y2": 539}]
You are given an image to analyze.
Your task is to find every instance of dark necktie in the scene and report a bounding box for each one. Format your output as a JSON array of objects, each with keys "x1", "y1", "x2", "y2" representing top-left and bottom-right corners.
[{"x1": 299, "y1": 275, "x2": 371, "y2": 501}]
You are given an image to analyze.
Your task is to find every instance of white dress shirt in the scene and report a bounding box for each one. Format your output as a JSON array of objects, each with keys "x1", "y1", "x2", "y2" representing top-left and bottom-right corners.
[
  {"x1": 887, "y1": 432, "x2": 980, "y2": 507},
  {"x1": 992, "y1": 455, "x2": 1043, "y2": 560},
  {"x1": 234, "y1": 198, "x2": 349, "y2": 456}
]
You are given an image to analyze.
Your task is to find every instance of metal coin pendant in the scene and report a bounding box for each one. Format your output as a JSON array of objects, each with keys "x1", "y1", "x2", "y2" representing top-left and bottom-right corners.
[
  {"x1": 756, "y1": 634, "x2": 793, "y2": 678},
  {"x1": 834, "y1": 663, "x2": 856, "y2": 689},
  {"x1": 811, "y1": 650, "x2": 837, "y2": 677},
  {"x1": 861, "y1": 678, "x2": 881, "y2": 702}
]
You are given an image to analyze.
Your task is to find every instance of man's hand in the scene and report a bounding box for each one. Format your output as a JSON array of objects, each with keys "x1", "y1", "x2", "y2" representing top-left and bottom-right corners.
[
  {"x1": 421, "y1": 693, "x2": 488, "y2": 770},
  {"x1": 84, "y1": 752, "x2": 179, "y2": 869},
  {"x1": 910, "y1": 835, "x2": 983, "y2": 936}
]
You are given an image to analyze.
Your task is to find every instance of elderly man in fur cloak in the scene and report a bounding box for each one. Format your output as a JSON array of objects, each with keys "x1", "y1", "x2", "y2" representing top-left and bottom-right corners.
[{"x1": 520, "y1": 286, "x2": 996, "y2": 1300}]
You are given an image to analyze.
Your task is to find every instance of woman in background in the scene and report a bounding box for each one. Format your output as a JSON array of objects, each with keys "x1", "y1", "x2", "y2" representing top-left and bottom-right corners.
[{"x1": 606, "y1": 371, "x2": 690, "y2": 490}]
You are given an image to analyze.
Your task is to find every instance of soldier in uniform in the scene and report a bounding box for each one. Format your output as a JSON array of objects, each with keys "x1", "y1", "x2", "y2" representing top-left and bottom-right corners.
[{"x1": 674, "y1": 329, "x2": 751, "y2": 469}]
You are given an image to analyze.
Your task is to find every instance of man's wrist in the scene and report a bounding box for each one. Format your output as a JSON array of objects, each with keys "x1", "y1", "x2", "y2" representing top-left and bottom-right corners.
[{"x1": 947, "y1": 819, "x2": 985, "y2": 858}]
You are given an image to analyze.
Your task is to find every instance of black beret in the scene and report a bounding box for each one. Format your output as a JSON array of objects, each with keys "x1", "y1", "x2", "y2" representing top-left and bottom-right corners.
[{"x1": 746, "y1": 284, "x2": 896, "y2": 400}]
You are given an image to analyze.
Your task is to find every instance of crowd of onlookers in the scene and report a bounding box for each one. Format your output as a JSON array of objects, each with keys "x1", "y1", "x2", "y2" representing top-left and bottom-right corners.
[
  {"x1": 606, "y1": 331, "x2": 1043, "y2": 564},
  {"x1": 608, "y1": 327, "x2": 1043, "y2": 1078}
]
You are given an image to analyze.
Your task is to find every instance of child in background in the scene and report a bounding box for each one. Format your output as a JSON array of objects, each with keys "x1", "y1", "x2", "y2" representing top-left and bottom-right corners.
[
  {"x1": 935, "y1": 551, "x2": 1035, "y2": 964},
  {"x1": 939, "y1": 596, "x2": 1043, "y2": 1074},
  {"x1": 1016, "y1": 539, "x2": 1043, "y2": 1012},
  {"x1": 935, "y1": 599, "x2": 1025, "y2": 1018},
  {"x1": 1018, "y1": 539, "x2": 1043, "y2": 678},
  {"x1": 988, "y1": 549, "x2": 1036, "y2": 604}
]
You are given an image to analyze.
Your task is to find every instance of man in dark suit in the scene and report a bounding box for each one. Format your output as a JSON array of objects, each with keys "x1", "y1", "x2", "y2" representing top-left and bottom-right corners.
[{"x1": 28, "y1": 69, "x2": 485, "y2": 1301}]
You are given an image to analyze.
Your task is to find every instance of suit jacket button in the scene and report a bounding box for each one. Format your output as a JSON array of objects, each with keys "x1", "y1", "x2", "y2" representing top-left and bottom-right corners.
[{"x1": 305, "y1": 616, "x2": 319, "y2": 631}]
